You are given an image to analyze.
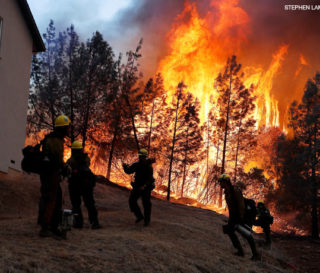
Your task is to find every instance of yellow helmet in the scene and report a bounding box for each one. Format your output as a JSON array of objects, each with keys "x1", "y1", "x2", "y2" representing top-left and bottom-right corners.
[
  {"x1": 71, "y1": 140, "x2": 83, "y2": 149},
  {"x1": 55, "y1": 115, "x2": 71, "y2": 127},
  {"x1": 258, "y1": 200, "x2": 264, "y2": 204},
  {"x1": 218, "y1": 173, "x2": 230, "y2": 182},
  {"x1": 138, "y1": 148, "x2": 148, "y2": 157}
]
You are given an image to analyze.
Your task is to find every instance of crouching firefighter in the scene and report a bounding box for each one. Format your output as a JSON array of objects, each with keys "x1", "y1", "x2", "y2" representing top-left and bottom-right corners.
[
  {"x1": 122, "y1": 149, "x2": 155, "y2": 227},
  {"x1": 38, "y1": 115, "x2": 71, "y2": 238},
  {"x1": 255, "y1": 200, "x2": 273, "y2": 246},
  {"x1": 218, "y1": 174, "x2": 261, "y2": 260},
  {"x1": 67, "y1": 141, "x2": 101, "y2": 229}
]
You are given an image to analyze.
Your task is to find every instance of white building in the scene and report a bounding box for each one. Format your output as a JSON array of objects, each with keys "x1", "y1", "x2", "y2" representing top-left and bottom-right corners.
[{"x1": 0, "y1": 0, "x2": 45, "y2": 173}]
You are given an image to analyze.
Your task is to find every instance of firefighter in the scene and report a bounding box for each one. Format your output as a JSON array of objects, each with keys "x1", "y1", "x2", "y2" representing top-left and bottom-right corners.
[
  {"x1": 218, "y1": 174, "x2": 261, "y2": 260},
  {"x1": 122, "y1": 149, "x2": 155, "y2": 226},
  {"x1": 255, "y1": 200, "x2": 273, "y2": 246},
  {"x1": 235, "y1": 181, "x2": 257, "y2": 228},
  {"x1": 38, "y1": 115, "x2": 70, "y2": 238},
  {"x1": 67, "y1": 140, "x2": 100, "y2": 229}
]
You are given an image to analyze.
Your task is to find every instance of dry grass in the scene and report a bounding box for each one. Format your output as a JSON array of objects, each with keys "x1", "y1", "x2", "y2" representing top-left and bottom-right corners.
[{"x1": 0, "y1": 172, "x2": 298, "y2": 272}]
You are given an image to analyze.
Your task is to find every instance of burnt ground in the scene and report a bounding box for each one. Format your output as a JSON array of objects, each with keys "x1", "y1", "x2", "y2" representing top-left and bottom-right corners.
[{"x1": 0, "y1": 171, "x2": 318, "y2": 273}]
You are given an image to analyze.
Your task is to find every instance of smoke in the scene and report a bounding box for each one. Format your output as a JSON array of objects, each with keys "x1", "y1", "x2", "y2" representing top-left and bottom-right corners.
[
  {"x1": 109, "y1": 0, "x2": 320, "y2": 127},
  {"x1": 30, "y1": 0, "x2": 320, "y2": 124},
  {"x1": 113, "y1": 0, "x2": 320, "y2": 87},
  {"x1": 107, "y1": 0, "x2": 186, "y2": 77}
]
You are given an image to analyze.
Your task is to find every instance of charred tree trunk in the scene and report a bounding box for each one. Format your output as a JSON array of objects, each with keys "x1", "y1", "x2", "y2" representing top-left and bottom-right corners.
[
  {"x1": 147, "y1": 101, "x2": 155, "y2": 151},
  {"x1": 68, "y1": 50, "x2": 75, "y2": 142},
  {"x1": 311, "y1": 119, "x2": 319, "y2": 238},
  {"x1": 167, "y1": 91, "x2": 181, "y2": 201},
  {"x1": 234, "y1": 119, "x2": 242, "y2": 182},
  {"x1": 202, "y1": 119, "x2": 211, "y2": 203},
  {"x1": 181, "y1": 128, "x2": 189, "y2": 198},
  {"x1": 82, "y1": 80, "x2": 92, "y2": 149},
  {"x1": 106, "y1": 116, "x2": 120, "y2": 181},
  {"x1": 219, "y1": 73, "x2": 232, "y2": 207},
  {"x1": 216, "y1": 139, "x2": 220, "y2": 166},
  {"x1": 47, "y1": 52, "x2": 55, "y2": 130},
  {"x1": 125, "y1": 94, "x2": 140, "y2": 151}
]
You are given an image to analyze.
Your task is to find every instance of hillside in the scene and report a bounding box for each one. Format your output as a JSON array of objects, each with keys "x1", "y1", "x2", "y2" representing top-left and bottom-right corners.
[{"x1": 0, "y1": 171, "x2": 318, "y2": 273}]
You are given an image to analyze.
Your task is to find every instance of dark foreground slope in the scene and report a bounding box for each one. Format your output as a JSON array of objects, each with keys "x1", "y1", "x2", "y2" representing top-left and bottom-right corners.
[{"x1": 0, "y1": 172, "x2": 316, "y2": 273}]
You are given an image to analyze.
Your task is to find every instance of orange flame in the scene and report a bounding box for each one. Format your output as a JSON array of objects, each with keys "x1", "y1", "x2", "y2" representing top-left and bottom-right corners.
[
  {"x1": 158, "y1": 0, "x2": 287, "y2": 129},
  {"x1": 158, "y1": 0, "x2": 249, "y2": 119}
]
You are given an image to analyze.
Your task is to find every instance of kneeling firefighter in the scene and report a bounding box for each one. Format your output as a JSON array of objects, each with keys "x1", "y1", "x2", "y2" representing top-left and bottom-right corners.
[
  {"x1": 122, "y1": 149, "x2": 155, "y2": 226},
  {"x1": 218, "y1": 174, "x2": 261, "y2": 260},
  {"x1": 67, "y1": 140, "x2": 100, "y2": 229},
  {"x1": 255, "y1": 200, "x2": 273, "y2": 246},
  {"x1": 38, "y1": 115, "x2": 71, "y2": 238}
]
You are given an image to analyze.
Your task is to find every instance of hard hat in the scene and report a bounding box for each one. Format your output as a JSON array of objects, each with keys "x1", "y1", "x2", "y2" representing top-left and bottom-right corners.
[
  {"x1": 55, "y1": 115, "x2": 71, "y2": 127},
  {"x1": 218, "y1": 173, "x2": 230, "y2": 182},
  {"x1": 258, "y1": 200, "x2": 264, "y2": 205},
  {"x1": 71, "y1": 140, "x2": 83, "y2": 149},
  {"x1": 138, "y1": 148, "x2": 148, "y2": 157}
]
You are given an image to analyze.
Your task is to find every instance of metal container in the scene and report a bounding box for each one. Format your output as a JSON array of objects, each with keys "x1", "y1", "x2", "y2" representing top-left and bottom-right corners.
[
  {"x1": 235, "y1": 224, "x2": 253, "y2": 238},
  {"x1": 61, "y1": 209, "x2": 73, "y2": 231}
]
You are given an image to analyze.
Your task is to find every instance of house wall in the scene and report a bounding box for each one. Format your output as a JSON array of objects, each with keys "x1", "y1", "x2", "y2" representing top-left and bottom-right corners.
[{"x1": 0, "y1": 0, "x2": 34, "y2": 172}]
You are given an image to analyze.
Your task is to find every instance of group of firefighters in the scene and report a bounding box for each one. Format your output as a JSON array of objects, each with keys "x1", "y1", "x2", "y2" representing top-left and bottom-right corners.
[{"x1": 35, "y1": 114, "x2": 273, "y2": 260}]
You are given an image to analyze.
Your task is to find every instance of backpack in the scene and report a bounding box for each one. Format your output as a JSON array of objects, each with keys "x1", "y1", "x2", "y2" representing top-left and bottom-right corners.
[
  {"x1": 244, "y1": 198, "x2": 257, "y2": 226},
  {"x1": 21, "y1": 143, "x2": 45, "y2": 174},
  {"x1": 261, "y1": 208, "x2": 274, "y2": 225},
  {"x1": 21, "y1": 134, "x2": 52, "y2": 174}
]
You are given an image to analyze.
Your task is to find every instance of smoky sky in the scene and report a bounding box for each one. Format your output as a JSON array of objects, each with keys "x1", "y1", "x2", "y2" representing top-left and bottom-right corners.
[
  {"x1": 111, "y1": 0, "x2": 320, "y2": 78},
  {"x1": 30, "y1": 0, "x2": 320, "y2": 83}
]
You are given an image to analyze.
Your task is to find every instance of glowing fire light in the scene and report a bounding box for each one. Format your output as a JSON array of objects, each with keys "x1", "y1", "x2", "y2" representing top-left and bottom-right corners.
[{"x1": 158, "y1": 0, "x2": 290, "y2": 130}]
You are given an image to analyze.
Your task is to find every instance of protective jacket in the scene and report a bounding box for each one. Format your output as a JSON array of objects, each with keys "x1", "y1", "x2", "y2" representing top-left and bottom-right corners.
[
  {"x1": 67, "y1": 153, "x2": 90, "y2": 174},
  {"x1": 124, "y1": 158, "x2": 154, "y2": 225},
  {"x1": 42, "y1": 131, "x2": 65, "y2": 170},
  {"x1": 224, "y1": 185, "x2": 245, "y2": 224},
  {"x1": 123, "y1": 159, "x2": 154, "y2": 188},
  {"x1": 67, "y1": 152, "x2": 95, "y2": 186},
  {"x1": 256, "y1": 205, "x2": 273, "y2": 226},
  {"x1": 38, "y1": 131, "x2": 65, "y2": 231}
]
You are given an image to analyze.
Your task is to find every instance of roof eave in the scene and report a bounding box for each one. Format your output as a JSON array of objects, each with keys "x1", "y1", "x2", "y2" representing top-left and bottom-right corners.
[{"x1": 16, "y1": 0, "x2": 46, "y2": 53}]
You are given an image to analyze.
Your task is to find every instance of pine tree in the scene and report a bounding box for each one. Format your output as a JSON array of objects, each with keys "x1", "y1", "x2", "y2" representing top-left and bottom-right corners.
[
  {"x1": 167, "y1": 82, "x2": 203, "y2": 200},
  {"x1": 78, "y1": 31, "x2": 114, "y2": 149},
  {"x1": 214, "y1": 55, "x2": 246, "y2": 207},
  {"x1": 28, "y1": 20, "x2": 64, "y2": 133},
  {"x1": 229, "y1": 85, "x2": 257, "y2": 181},
  {"x1": 273, "y1": 73, "x2": 320, "y2": 238}
]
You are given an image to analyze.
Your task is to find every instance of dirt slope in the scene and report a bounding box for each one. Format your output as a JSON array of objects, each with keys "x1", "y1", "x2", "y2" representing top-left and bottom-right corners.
[{"x1": 0, "y1": 172, "x2": 312, "y2": 273}]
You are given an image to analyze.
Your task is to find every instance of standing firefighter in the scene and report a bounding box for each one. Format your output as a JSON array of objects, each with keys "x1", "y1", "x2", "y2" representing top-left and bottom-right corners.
[
  {"x1": 67, "y1": 141, "x2": 100, "y2": 229},
  {"x1": 255, "y1": 201, "x2": 273, "y2": 246},
  {"x1": 122, "y1": 149, "x2": 155, "y2": 226},
  {"x1": 38, "y1": 115, "x2": 70, "y2": 238},
  {"x1": 218, "y1": 174, "x2": 261, "y2": 260}
]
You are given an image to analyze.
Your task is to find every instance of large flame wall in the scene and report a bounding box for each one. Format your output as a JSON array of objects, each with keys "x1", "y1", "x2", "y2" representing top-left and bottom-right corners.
[{"x1": 155, "y1": 0, "x2": 319, "y2": 129}]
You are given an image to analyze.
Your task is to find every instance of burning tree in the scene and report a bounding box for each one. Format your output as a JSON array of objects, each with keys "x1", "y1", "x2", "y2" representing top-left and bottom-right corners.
[
  {"x1": 214, "y1": 55, "x2": 257, "y2": 207},
  {"x1": 197, "y1": 102, "x2": 223, "y2": 205},
  {"x1": 229, "y1": 84, "x2": 257, "y2": 181},
  {"x1": 272, "y1": 73, "x2": 320, "y2": 238},
  {"x1": 167, "y1": 82, "x2": 204, "y2": 200}
]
